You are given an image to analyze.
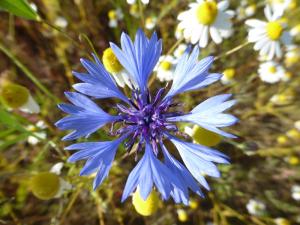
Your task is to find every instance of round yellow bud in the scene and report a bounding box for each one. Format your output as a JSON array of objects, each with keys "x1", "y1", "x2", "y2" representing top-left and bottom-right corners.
[
  {"x1": 266, "y1": 21, "x2": 283, "y2": 40},
  {"x1": 132, "y1": 189, "x2": 159, "y2": 216},
  {"x1": 196, "y1": 1, "x2": 218, "y2": 25},
  {"x1": 30, "y1": 172, "x2": 60, "y2": 200},
  {"x1": 0, "y1": 83, "x2": 29, "y2": 109},
  {"x1": 192, "y1": 126, "x2": 222, "y2": 147},
  {"x1": 286, "y1": 129, "x2": 300, "y2": 140},
  {"x1": 189, "y1": 199, "x2": 199, "y2": 209},
  {"x1": 288, "y1": 156, "x2": 299, "y2": 166},
  {"x1": 276, "y1": 135, "x2": 288, "y2": 145},
  {"x1": 108, "y1": 10, "x2": 117, "y2": 20},
  {"x1": 102, "y1": 48, "x2": 123, "y2": 74},
  {"x1": 177, "y1": 209, "x2": 188, "y2": 222}
]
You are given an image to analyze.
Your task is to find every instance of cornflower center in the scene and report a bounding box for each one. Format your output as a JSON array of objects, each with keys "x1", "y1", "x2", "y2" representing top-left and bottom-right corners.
[
  {"x1": 266, "y1": 21, "x2": 283, "y2": 40},
  {"x1": 112, "y1": 88, "x2": 183, "y2": 155},
  {"x1": 102, "y1": 48, "x2": 123, "y2": 74},
  {"x1": 196, "y1": 1, "x2": 218, "y2": 25}
]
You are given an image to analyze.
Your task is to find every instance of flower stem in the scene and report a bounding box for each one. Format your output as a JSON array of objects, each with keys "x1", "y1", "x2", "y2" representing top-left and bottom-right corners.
[
  {"x1": 214, "y1": 41, "x2": 250, "y2": 60},
  {"x1": 0, "y1": 42, "x2": 60, "y2": 103},
  {"x1": 138, "y1": 0, "x2": 145, "y2": 29}
]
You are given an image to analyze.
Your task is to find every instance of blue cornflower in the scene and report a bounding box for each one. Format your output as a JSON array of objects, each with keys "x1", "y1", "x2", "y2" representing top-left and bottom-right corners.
[{"x1": 56, "y1": 29, "x2": 238, "y2": 205}]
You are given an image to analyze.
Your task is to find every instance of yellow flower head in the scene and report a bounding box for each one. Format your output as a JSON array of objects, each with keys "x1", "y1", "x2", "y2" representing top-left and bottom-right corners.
[
  {"x1": 0, "y1": 83, "x2": 30, "y2": 109},
  {"x1": 132, "y1": 189, "x2": 159, "y2": 216},
  {"x1": 192, "y1": 125, "x2": 222, "y2": 147},
  {"x1": 30, "y1": 172, "x2": 60, "y2": 200},
  {"x1": 102, "y1": 48, "x2": 123, "y2": 74},
  {"x1": 189, "y1": 199, "x2": 199, "y2": 209},
  {"x1": 266, "y1": 21, "x2": 284, "y2": 41},
  {"x1": 223, "y1": 68, "x2": 235, "y2": 80},
  {"x1": 196, "y1": 1, "x2": 218, "y2": 25},
  {"x1": 177, "y1": 209, "x2": 188, "y2": 222},
  {"x1": 108, "y1": 10, "x2": 117, "y2": 20}
]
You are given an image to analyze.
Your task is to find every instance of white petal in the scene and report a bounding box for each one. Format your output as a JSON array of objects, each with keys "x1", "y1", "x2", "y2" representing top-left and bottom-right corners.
[
  {"x1": 199, "y1": 26, "x2": 209, "y2": 48},
  {"x1": 217, "y1": 1, "x2": 229, "y2": 11},
  {"x1": 264, "y1": 5, "x2": 272, "y2": 21},
  {"x1": 275, "y1": 42, "x2": 282, "y2": 58},
  {"x1": 245, "y1": 19, "x2": 267, "y2": 28},
  {"x1": 267, "y1": 41, "x2": 276, "y2": 60},
  {"x1": 20, "y1": 95, "x2": 40, "y2": 114},
  {"x1": 210, "y1": 27, "x2": 222, "y2": 44},
  {"x1": 191, "y1": 26, "x2": 202, "y2": 44}
]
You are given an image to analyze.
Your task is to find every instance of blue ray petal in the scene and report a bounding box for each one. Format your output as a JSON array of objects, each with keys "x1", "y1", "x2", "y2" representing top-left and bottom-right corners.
[
  {"x1": 72, "y1": 54, "x2": 129, "y2": 103},
  {"x1": 110, "y1": 29, "x2": 162, "y2": 96},
  {"x1": 167, "y1": 94, "x2": 238, "y2": 138},
  {"x1": 55, "y1": 92, "x2": 119, "y2": 140},
  {"x1": 165, "y1": 47, "x2": 221, "y2": 98},
  {"x1": 168, "y1": 135, "x2": 230, "y2": 190},
  {"x1": 65, "y1": 136, "x2": 125, "y2": 189}
]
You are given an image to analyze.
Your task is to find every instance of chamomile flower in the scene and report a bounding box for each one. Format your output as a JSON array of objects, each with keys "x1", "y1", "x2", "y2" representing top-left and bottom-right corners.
[
  {"x1": 56, "y1": 30, "x2": 237, "y2": 205},
  {"x1": 237, "y1": 1, "x2": 257, "y2": 20},
  {"x1": 127, "y1": 0, "x2": 149, "y2": 5},
  {"x1": 174, "y1": 43, "x2": 188, "y2": 59},
  {"x1": 108, "y1": 8, "x2": 123, "y2": 28},
  {"x1": 101, "y1": 47, "x2": 136, "y2": 88},
  {"x1": 178, "y1": 0, "x2": 233, "y2": 48},
  {"x1": 291, "y1": 185, "x2": 300, "y2": 201},
  {"x1": 155, "y1": 55, "x2": 176, "y2": 82},
  {"x1": 258, "y1": 61, "x2": 285, "y2": 83},
  {"x1": 245, "y1": 5, "x2": 292, "y2": 60},
  {"x1": 129, "y1": 4, "x2": 139, "y2": 18},
  {"x1": 246, "y1": 199, "x2": 266, "y2": 216},
  {"x1": 270, "y1": 90, "x2": 295, "y2": 105},
  {"x1": 221, "y1": 68, "x2": 235, "y2": 85},
  {"x1": 145, "y1": 16, "x2": 157, "y2": 30}
]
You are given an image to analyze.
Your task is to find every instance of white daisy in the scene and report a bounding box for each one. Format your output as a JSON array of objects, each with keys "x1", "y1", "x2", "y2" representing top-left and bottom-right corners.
[
  {"x1": 127, "y1": 0, "x2": 149, "y2": 5},
  {"x1": 108, "y1": 8, "x2": 123, "y2": 28},
  {"x1": 245, "y1": 5, "x2": 292, "y2": 60},
  {"x1": 177, "y1": 0, "x2": 233, "y2": 48},
  {"x1": 173, "y1": 43, "x2": 188, "y2": 58},
  {"x1": 145, "y1": 16, "x2": 157, "y2": 30},
  {"x1": 154, "y1": 55, "x2": 176, "y2": 82},
  {"x1": 246, "y1": 199, "x2": 266, "y2": 216},
  {"x1": 237, "y1": 1, "x2": 257, "y2": 20},
  {"x1": 258, "y1": 61, "x2": 285, "y2": 83},
  {"x1": 291, "y1": 185, "x2": 300, "y2": 201}
]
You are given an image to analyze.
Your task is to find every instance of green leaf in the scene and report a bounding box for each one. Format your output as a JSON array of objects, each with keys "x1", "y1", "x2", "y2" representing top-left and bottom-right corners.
[{"x1": 0, "y1": 0, "x2": 39, "y2": 20}]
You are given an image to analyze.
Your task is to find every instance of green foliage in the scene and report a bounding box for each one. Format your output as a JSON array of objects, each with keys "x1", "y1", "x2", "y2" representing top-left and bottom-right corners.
[{"x1": 0, "y1": 0, "x2": 39, "y2": 20}]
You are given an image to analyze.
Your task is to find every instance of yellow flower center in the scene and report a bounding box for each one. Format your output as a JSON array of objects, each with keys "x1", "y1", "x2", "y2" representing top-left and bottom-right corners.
[
  {"x1": 266, "y1": 21, "x2": 283, "y2": 40},
  {"x1": 223, "y1": 68, "x2": 235, "y2": 79},
  {"x1": 108, "y1": 10, "x2": 117, "y2": 20},
  {"x1": 288, "y1": 156, "x2": 299, "y2": 166},
  {"x1": 132, "y1": 189, "x2": 159, "y2": 216},
  {"x1": 268, "y1": 66, "x2": 277, "y2": 74},
  {"x1": 0, "y1": 83, "x2": 29, "y2": 109},
  {"x1": 160, "y1": 61, "x2": 172, "y2": 71},
  {"x1": 192, "y1": 125, "x2": 222, "y2": 147},
  {"x1": 196, "y1": 1, "x2": 218, "y2": 25},
  {"x1": 177, "y1": 209, "x2": 188, "y2": 222},
  {"x1": 30, "y1": 172, "x2": 60, "y2": 200},
  {"x1": 102, "y1": 48, "x2": 123, "y2": 74}
]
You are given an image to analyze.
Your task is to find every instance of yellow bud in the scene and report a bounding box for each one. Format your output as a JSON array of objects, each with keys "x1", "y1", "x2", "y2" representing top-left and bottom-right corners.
[
  {"x1": 196, "y1": 1, "x2": 218, "y2": 25},
  {"x1": 277, "y1": 135, "x2": 288, "y2": 145},
  {"x1": 0, "y1": 83, "x2": 29, "y2": 109},
  {"x1": 102, "y1": 48, "x2": 123, "y2": 74},
  {"x1": 286, "y1": 129, "x2": 300, "y2": 140},
  {"x1": 30, "y1": 172, "x2": 60, "y2": 200},
  {"x1": 177, "y1": 209, "x2": 188, "y2": 222},
  {"x1": 108, "y1": 10, "x2": 117, "y2": 20},
  {"x1": 192, "y1": 125, "x2": 222, "y2": 147},
  {"x1": 288, "y1": 156, "x2": 299, "y2": 166},
  {"x1": 189, "y1": 199, "x2": 199, "y2": 209},
  {"x1": 132, "y1": 189, "x2": 159, "y2": 216}
]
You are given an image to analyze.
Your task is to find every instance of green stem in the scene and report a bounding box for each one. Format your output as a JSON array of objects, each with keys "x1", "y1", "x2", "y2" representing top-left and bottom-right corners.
[
  {"x1": 0, "y1": 42, "x2": 60, "y2": 103},
  {"x1": 138, "y1": 0, "x2": 145, "y2": 29},
  {"x1": 214, "y1": 41, "x2": 250, "y2": 60}
]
